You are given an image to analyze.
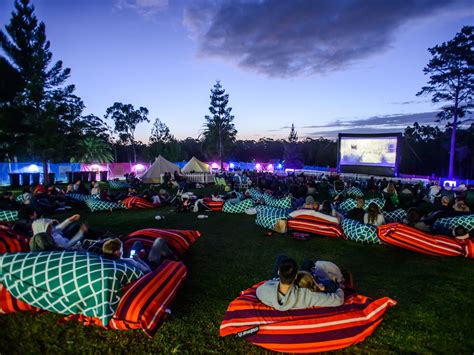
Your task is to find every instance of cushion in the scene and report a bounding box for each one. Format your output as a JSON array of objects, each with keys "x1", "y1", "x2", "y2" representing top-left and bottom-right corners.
[
  {"x1": 365, "y1": 198, "x2": 385, "y2": 210},
  {"x1": 255, "y1": 206, "x2": 291, "y2": 231},
  {"x1": 15, "y1": 194, "x2": 25, "y2": 203},
  {"x1": 346, "y1": 187, "x2": 364, "y2": 197},
  {"x1": 220, "y1": 282, "x2": 396, "y2": 353},
  {"x1": 122, "y1": 196, "x2": 157, "y2": 209},
  {"x1": 341, "y1": 219, "x2": 380, "y2": 244},
  {"x1": 0, "y1": 232, "x2": 22, "y2": 254},
  {"x1": 0, "y1": 210, "x2": 19, "y2": 222},
  {"x1": 337, "y1": 199, "x2": 358, "y2": 215},
  {"x1": 124, "y1": 228, "x2": 201, "y2": 258},
  {"x1": 0, "y1": 251, "x2": 144, "y2": 326},
  {"x1": 382, "y1": 208, "x2": 407, "y2": 223},
  {"x1": 66, "y1": 193, "x2": 94, "y2": 202},
  {"x1": 462, "y1": 239, "x2": 474, "y2": 258},
  {"x1": 222, "y1": 198, "x2": 255, "y2": 214},
  {"x1": 85, "y1": 199, "x2": 126, "y2": 212},
  {"x1": 247, "y1": 188, "x2": 264, "y2": 201},
  {"x1": 108, "y1": 180, "x2": 130, "y2": 190},
  {"x1": 265, "y1": 195, "x2": 293, "y2": 209},
  {"x1": 0, "y1": 283, "x2": 40, "y2": 314},
  {"x1": 432, "y1": 214, "x2": 474, "y2": 235},
  {"x1": 377, "y1": 223, "x2": 465, "y2": 257},
  {"x1": 287, "y1": 214, "x2": 346, "y2": 239},
  {"x1": 202, "y1": 198, "x2": 224, "y2": 211},
  {"x1": 59, "y1": 260, "x2": 187, "y2": 336}
]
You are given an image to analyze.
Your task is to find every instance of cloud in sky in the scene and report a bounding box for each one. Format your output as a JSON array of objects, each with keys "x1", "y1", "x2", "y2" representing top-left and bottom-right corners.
[
  {"x1": 183, "y1": 0, "x2": 469, "y2": 77},
  {"x1": 115, "y1": 0, "x2": 168, "y2": 17}
]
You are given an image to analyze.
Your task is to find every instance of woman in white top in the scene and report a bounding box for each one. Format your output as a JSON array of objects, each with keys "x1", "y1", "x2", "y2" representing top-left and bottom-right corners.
[{"x1": 364, "y1": 202, "x2": 385, "y2": 226}]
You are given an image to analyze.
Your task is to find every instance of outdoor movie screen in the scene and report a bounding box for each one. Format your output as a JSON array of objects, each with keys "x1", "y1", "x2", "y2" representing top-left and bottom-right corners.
[{"x1": 339, "y1": 136, "x2": 398, "y2": 167}]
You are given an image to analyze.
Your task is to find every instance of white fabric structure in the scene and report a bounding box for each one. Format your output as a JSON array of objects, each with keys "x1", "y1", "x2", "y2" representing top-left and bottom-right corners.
[
  {"x1": 140, "y1": 155, "x2": 180, "y2": 183},
  {"x1": 182, "y1": 156, "x2": 210, "y2": 173}
]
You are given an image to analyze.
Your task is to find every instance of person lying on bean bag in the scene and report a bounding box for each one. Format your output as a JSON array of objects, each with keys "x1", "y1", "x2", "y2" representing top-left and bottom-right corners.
[
  {"x1": 256, "y1": 257, "x2": 344, "y2": 311},
  {"x1": 29, "y1": 216, "x2": 87, "y2": 251}
]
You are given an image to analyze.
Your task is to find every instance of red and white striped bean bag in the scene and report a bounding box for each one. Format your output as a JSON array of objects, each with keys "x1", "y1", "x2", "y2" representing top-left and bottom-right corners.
[
  {"x1": 122, "y1": 196, "x2": 158, "y2": 209},
  {"x1": 202, "y1": 198, "x2": 224, "y2": 211},
  {"x1": 220, "y1": 282, "x2": 396, "y2": 353},
  {"x1": 377, "y1": 223, "x2": 467, "y2": 257},
  {"x1": 287, "y1": 212, "x2": 346, "y2": 239}
]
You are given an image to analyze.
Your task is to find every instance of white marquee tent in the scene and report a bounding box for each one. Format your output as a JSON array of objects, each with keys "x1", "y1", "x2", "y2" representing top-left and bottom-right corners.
[
  {"x1": 181, "y1": 156, "x2": 210, "y2": 174},
  {"x1": 140, "y1": 155, "x2": 180, "y2": 183}
]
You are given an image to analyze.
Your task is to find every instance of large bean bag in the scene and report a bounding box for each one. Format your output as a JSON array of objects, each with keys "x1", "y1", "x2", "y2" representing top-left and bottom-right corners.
[
  {"x1": 59, "y1": 260, "x2": 187, "y2": 337},
  {"x1": 382, "y1": 208, "x2": 407, "y2": 223},
  {"x1": 377, "y1": 223, "x2": 466, "y2": 257},
  {"x1": 202, "y1": 198, "x2": 224, "y2": 211},
  {"x1": 346, "y1": 187, "x2": 364, "y2": 197},
  {"x1": 265, "y1": 195, "x2": 292, "y2": 209},
  {"x1": 0, "y1": 251, "x2": 144, "y2": 326},
  {"x1": 124, "y1": 228, "x2": 201, "y2": 258},
  {"x1": 220, "y1": 282, "x2": 396, "y2": 353},
  {"x1": 66, "y1": 193, "x2": 94, "y2": 202},
  {"x1": 287, "y1": 212, "x2": 346, "y2": 239},
  {"x1": 341, "y1": 219, "x2": 380, "y2": 244},
  {"x1": 0, "y1": 210, "x2": 19, "y2": 222},
  {"x1": 85, "y1": 199, "x2": 126, "y2": 212},
  {"x1": 247, "y1": 188, "x2": 264, "y2": 201},
  {"x1": 337, "y1": 199, "x2": 357, "y2": 215},
  {"x1": 432, "y1": 214, "x2": 474, "y2": 235},
  {"x1": 365, "y1": 198, "x2": 385, "y2": 210},
  {"x1": 255, "y1": 206, "x2": 291, "y2": 231},
  {"x1": 222, "y1": 198, "x2": 255, "y2": 214},
  {"x1": 122, "y1": 196, "x2": 157, "y2": 209},
  {"x1": 108, "y1": 180, "x2": 130, "y2": 190},
  {"x1": 0, "y1": 283, "x2": 40, "y2": 314},
  {"x1": 15, "y1": 194, "x2": 25, "y2": 203},
  {"x1": 0, "y1": 227, "x2": 29, "y2": 254}
]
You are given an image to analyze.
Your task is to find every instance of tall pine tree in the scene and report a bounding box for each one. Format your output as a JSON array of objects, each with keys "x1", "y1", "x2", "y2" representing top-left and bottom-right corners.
[{"x1": 203, "y1": 80, "x2": 237, "y2": 167}]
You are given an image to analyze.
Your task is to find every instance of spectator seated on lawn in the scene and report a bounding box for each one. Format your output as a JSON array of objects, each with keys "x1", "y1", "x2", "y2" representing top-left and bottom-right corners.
[
  {"x1": 453, "y1": 198, "x2": 470, "y2": 213},
  {"x1": 13, "y1": 206, "x2": 38, "y2": 237},
  {"x1": 454, "y1": 225, "x2": 472, "y2": 241},
  {"x1": 256, "y1": 257, "x2": 344, "y2": 311},
  {"x1": 403, "y1": 207, "x2": 430, "y2": 233},
  {"x1": 346, "y1": 196, "x2": 365, "y2": 223},
  {"x1": 364, "y1": 202, "x2": 385, "y2": 227},
  {"x1": 0, "y1": 191, "x2": 21, "y2": 211}
]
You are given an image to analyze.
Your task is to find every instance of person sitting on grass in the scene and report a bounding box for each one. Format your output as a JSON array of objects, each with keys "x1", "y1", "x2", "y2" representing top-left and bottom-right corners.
[
  {"x1": 346, "y1": 196, "x2": 365, "y2": 223},
  {"x1": 256, "y1": 257, "x2": 344, "y2": 311},
  {"x1": 453, "y1": 225, "x2": 472, "y2": 241},
  {"x1": 403, "y1": 207, "x2": 430, "y2": 232},
  {"x1": 364, "y1": 202, "x2": 385, "y2": 227}
]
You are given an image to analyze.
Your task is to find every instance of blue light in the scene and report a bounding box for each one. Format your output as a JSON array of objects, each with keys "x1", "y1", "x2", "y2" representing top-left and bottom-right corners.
[
  {"x1": 277, "y1": 163, "x2": 283, "y2": 169},
  {"x1": 229, "y1": 162, "x2": 235, "y2": 169}
]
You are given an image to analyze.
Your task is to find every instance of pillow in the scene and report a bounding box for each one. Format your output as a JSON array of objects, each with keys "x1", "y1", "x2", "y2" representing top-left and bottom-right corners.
[
  {"x1": 0, "y1": 210, "x2": 19, "y2": 222},
  {"x1": 287, "y1": 213, "x2": 346, "y2": 239},
  {"x1": 59, "y1": 260, "x2": 187, "y2": 336},
  {"x1": 432, "y1": 214, "x2": 474, "y2": 236},
  {"x1": 265, "y1": 195, "x2": 292, "y2": 209},
  {"x1": 247, "y1": 188, "x2": 264, "y2": 201},
  {"x1": 255, "y1": 206, "x2": 291, "y2": 231},
  {"x1": 220, "y1": 282, "x2": 396, "y2": 353},
  {"x1": 377, "y1": 223, "x2": 465, "y2": 257},
  {"x1": 0, "y1": 232, "x2": 22, "y2": 254},
  {"x1": 337, "y1": 199, "x2": 357, "y2": 215},
  {"x1": 122, "y1": 196, "x2": 157, "y2": 209},
  {"x1": 202, "y1": 198, "x2": 224, "y2": 211},
  {"x1": 108, "y1": 181, "x2": 130, "y2": 190},
  {"x1": 341, "y1": 218, "x2": 380, "y2": 244},
  {"x1": 66, "y1": 193, "x2": 93, "y2": 202},
  {"x1": 364, "y1": 198, "x2": 385, "y2": 210},
  {"x1": 382, "y1": 208, "x2": 407, "y2": 223},
  {"x1": 462, "y1": 239, "x2": 474, "y2": 258},
  {"x1": 346, "y1": 187, "x2": 364, "y2": 197},
  {"x1": 0, "y1": 283, "x2": 40, "y2": 314},
  {"x1": 124, "y1": 228, "x2": 201, "y2": 258},
  {"x1": 222, "y1": 198, "x2": 255, "y2": 214},
  {"x1": 85, "y1": 199, "x2": 126, "y2": 212},
  {"x1": 0, "y1": 251, "x2": 144, "y2": 326}
]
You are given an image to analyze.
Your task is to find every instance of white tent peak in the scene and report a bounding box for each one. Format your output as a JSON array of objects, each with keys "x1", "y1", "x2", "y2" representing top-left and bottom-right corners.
[
  {"x1": 140, "y1": 155, "x2": 180, "y2": 183},
  {"x1": 182, "y1": 156, "x2": 209, "y2": 173}
]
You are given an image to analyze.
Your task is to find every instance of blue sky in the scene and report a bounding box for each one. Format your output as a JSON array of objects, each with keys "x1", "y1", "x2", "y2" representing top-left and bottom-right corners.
[{"x1": 1, "y1": 0, "x2": 472, "y2": 141}]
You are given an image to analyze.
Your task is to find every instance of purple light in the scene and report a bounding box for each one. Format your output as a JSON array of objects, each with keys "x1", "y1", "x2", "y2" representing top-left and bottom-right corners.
[
  {"x1": 90, "y1": 164, "x2": 101, "y2": 171},
  {"x1": 255, "y1": 163, "x2": 262, "y2": 170},
  {"x1": 267, "y1": 164, "x2": 274, "y2": 170},
  {"x1": 211, "y1": 162, "x2": 219, "y2": 169},
  {"x1": 133, "y1": 163, "x2": 145, "y2": 172}
]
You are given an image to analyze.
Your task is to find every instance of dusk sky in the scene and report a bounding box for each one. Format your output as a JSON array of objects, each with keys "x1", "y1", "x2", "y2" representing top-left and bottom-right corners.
[{"x1": 1, "y1": 0, "x2": 472, "y2": 142}]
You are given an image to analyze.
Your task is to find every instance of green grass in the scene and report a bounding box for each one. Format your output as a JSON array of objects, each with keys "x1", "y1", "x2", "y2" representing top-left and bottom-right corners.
[{"x1": 0, "y1": 189, "x2": 473, "y2": 354}]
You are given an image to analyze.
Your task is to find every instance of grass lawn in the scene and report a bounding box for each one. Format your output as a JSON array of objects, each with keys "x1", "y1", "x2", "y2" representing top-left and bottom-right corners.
[{"x1": 0, "y1": 188, "x2": 473, "y2": 354}]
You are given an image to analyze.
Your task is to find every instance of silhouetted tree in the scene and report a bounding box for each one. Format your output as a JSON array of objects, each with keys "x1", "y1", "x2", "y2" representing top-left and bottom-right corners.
[
  {"x1": 288, "y1": 123, "x2": 298, "y2": 143},
  {"x1": 149, "y1": 118, "x2": 173, "y2": 144},
  {"x1": 417, "y1": 26, "x2": 474, "y2": 178}
]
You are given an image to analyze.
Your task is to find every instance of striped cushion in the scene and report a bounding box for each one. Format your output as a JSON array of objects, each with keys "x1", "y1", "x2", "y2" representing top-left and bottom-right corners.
[
  {"x1": 222, "y1": 199, "x2": 255, "y2": 214},
  {"x1": 0, "y1": 210, "x2": 19, "y2": 222},
  {"x1": 0, "y1": 232, "x2": 22, "y2": 254},
  {"x1": 108, "y1": 181, "x2": 130, "y2": 190},
  {"x1": 346, "y1": 187, "x2": 364, "y2": 197},
  {"x1": 382, "y1": 208, "x2": 407, "y2": 223},
  {"x1": 122, "y1": 196, "x2": 157, "y2": 209},
  {"x1": 341, "y1": 219, "x2": 380, "y2": 244},
  {"x1": 85, "y1": 199, "x2": 126, "y2": 212},
  {"x1": 124, "y1": 228, "x2": 201, "y2": 258},
  {"x1": 255, "y1": 206, "x2": 291, "y2": 231},
  {"x1": 377, "y1": 223, "x2": 464, "y2": 257},
  {"x1": 220, "y1": 283, "x2": 396, "y2": 353},
  {"x1": 462, "y1": 239, "x2": 474, "y2": 258},
  {"x1": 432, "y1": 215, "x2": 474, "y2": 235},
  {"x1": 287, "y1": 215, "x2": 346, "y2": 239},
  {"x1": 59, "y1": 260, "x2": 187, "y2": 336},
  {"x1": 0, "y1": 283, "x2": 40, "y2": 314},
  {"x1": 202, "y1": 198, "x2": 224, "y2": 211}
]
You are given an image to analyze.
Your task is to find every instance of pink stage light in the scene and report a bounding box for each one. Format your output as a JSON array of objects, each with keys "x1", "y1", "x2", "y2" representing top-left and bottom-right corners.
[
  {"x1": 211, "y1": 162, "x2": 219, "y2": 169},
  {"x1": 133, "y1": 163, "x2": 145, "y2": 172},
  {"x1": 267, "y1": 164, "x2": 274, "y2": 170},
  {"x1": 255, "y1": 163, "x2": 262, "y2": 170},
  {"x1": 90, "y1": 164, "x2": 101, "y2": 171}
]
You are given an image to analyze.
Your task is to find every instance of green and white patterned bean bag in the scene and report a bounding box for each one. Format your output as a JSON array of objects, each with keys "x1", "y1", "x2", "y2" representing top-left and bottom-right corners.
[
  {"x1": 247, "y1": 188, "x2": 264, "y2": 201},
  {"x1": 15, "y1": 194, "x2": 25, "y2": 203},
  {"x1": 383, "y1": 208, "x2": 407, "y2": 223},
  {"x1": 433, "y1": 214, "x2": 474, "y2": 235},
  {"x1": 85, "y1": 199, "x2": 127, "y2": 212},
  {"x1": 265, "y1": 195, "x2": 293, "y2": 209},
  {"x1": 0, "y1": 210, "x2": 19, "y2": 222},
  {"x1": 365, "y1": 198, "x2": 385, "y2": 210},
  {"x1": 346, "y1": 187, "x2": 364, "y2": 197},
  {"x1": 222, "y1": 198, "x2": 255, "y2": 214},
  {"x1": 108, "y1": 181, "x2": 130, "y2": 190},
  {"x1": 0, "y1": 251, "x2": 143, "y2": 326},
  {"x1": 66, "y1": 193, "x2": 94, "y2": 202},
  {"x1": 337, "y1": 199, "x2": 358, "y2": 215},
  {"x1": 255, "y1": 206, "x2": 292, "y2": 231},
  {"x1": 341, "y1": 219, "x2": 380, "y2": 244}
]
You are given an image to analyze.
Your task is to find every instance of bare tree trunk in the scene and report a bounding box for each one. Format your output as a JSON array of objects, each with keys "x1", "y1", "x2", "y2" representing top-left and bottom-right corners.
[
  {"x1": 42, "y1": 158, "x2": 49, "y2": 186},
  {"x1": 448, "y1": 96, "x2": 459, "y2": 179}
]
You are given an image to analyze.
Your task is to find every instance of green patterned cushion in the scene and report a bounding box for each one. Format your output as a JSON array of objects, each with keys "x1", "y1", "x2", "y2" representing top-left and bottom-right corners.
[
  {"x1": 108, "y1": 181, "x2": 130, "y2": 190},
  {"x1": 255, "y1": 206, "x2": 291, "y2": 231},
  {"x1": 247, "y1": 188, "x2": 264, "y2": 201},
  {"x1": 222, "y1": 199, "x2": 255, "y2": 213},
  {"x1": 66, "y1": 193, "x2": 93, "y2": 202},
  {"x1": 365, "y1": 198, "x2": 385, "y2": 210},
  {"x1": 383, "y1": 208, "x2": 407, "y2": 223},
  {"x1": 0, "y1": 251, "x2": 143, "y2": 326},
  {"x1": 85, "y1": 199, "x2": 126, "y2": 212},
  {"x1": 0, "y1": 210, "x2": 19, "y2": 222},
  {"x1": 341, "y1": 218, "x2": 380, "y2": 244},
  {"x1": 15, "y1": 194, "x2": 25, "y2": 203},
  {"x1": 265, "y1": 195, "x2": 292, "y2": 209},
  {"x1": 433, "y1": 214, "x2": 474, "y2": 235},
  {"x1": 338, "y1": 199, "x2": 357, "y2": 215},
  {"x1": 346, "y1": 187, "x2": 364, "y2": 197}
]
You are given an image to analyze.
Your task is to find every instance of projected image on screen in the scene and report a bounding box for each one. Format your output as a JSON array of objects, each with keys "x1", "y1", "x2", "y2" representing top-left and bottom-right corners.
[{"x1": 339, "y1": 137, "x2": 397, "y2": 167}]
